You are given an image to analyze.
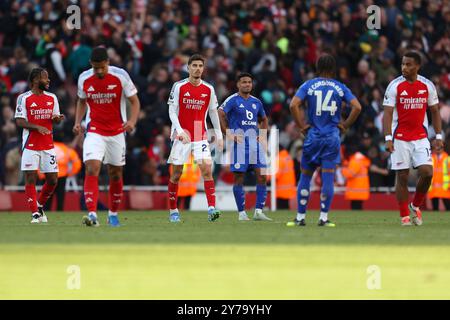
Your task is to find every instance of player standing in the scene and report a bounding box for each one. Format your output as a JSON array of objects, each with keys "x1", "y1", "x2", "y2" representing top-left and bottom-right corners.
[
  {"x1": 289, "y1": 54, "x2": 362, "y2": 226},
  {"x1": 383, "y1": 51, "x2": 442, "y2": 226},
  {"x1": 218, "y1": 73, "x2": 272, "y2": 221},
  {"x1": 15, "y1": 68, "x2": 64, "y2": 223},
  {"x1": 167, "y1": 54, "x2": 223, "y2": 222},
  {"x1": 73, "y1": 47, "x2": 140, "y2": 227}
]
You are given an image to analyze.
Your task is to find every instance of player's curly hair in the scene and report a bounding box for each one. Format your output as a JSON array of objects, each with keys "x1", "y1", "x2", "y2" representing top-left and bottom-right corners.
[
  {"x1": 404, "y1": 51, "x2": 422, "y2": 66},
  {"x1": 316, "y1": 54, "x2": 336, "y2": 76},
  {"x1": 28, "y1": 67, "x2": 46, "y2": 84},
  {"x1": 90, "y1": 46, "x2": 109, "y2": 62}
]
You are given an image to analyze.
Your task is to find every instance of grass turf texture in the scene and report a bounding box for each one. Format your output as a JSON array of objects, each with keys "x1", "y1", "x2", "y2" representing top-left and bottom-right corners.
[{"x1": 1, "y1": 210, "x2": 450, "y2": 299}]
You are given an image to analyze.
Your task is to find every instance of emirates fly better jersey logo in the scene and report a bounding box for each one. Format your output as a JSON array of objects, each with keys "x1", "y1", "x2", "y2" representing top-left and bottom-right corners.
[{"x1": 87, "y1": 92, "x2": 117, "y2": 104}]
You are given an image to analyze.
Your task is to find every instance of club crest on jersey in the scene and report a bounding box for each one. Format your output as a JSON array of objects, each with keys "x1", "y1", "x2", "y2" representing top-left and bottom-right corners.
[
  {"x1": 400, "y1": 90, "x2": 408, "y2": 96},
  {"x1": 47, "y1": 101, "x2": 53, "y2": 106},
  {"x1": 184, "y1": 92, "x2": 191, "y2": 97},
  {"x1": 252, "y1": 104, "x2": 257, "y2": 109},
  {"x1": 30, "y1": 102, "x2": 38, "y2": 107},
  {"x1": 107, "y1": 84, "x2": 117, "y2": 90},
  {"x1": 418, "y1": 90, "x2": 427, "y2": 95},
  {"x1": 87, "y1": 86, "x2": 95, "y2": 92},
  {"x1": 201, "y1": 93, "x2": 208, "y2": 98}
]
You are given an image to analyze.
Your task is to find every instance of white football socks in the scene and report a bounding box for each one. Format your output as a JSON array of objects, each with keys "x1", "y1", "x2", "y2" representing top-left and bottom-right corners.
[{"x1": 320, "y1": 212, "x2": 328, "y2": 221}]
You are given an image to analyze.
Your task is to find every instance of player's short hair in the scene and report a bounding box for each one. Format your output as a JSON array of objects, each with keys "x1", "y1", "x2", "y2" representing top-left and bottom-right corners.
[
  {"x1": 316, "y1": 54, "x2": 336, "y2": 76},
  {"x1": 236, "y1": 72, "x2": 254, "y2": 82},
  {"x1": 90, "y1": 46, "x2": 109, "y2": 63},
  {"x1": 403, "y1": 51, "x2": 421, "y2": 65},
  {"x1": 28, "y1": 67, "x2": 46, "y2": 83},
  {"x1": 188, "y1": 54, "x2": 205, "y2": 65}
]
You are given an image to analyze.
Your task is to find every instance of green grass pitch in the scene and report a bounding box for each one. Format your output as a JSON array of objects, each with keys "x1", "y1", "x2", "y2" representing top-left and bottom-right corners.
[{"x1": 1, "y1": 210, "x2": 450, "y2": 299}]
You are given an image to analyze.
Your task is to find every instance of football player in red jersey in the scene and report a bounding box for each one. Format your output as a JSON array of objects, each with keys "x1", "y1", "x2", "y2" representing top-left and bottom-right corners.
[
  {"x1": 383, "y1": 51, "x2": 443, "y2": 226},
  {"x1": 73, "y1": 47, "x2": 140, "y2": 227},
  {"x1": 15, "y1": 68, "x2": 64, "y2": 223},
  {"x1": 167, "y1": 54, "x2": 223, "y2": 222}
]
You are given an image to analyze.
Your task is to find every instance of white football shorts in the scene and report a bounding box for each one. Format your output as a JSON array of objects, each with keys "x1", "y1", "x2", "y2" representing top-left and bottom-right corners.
[
  {"x1": 390, "y1": 138, "x2": 432, "y2": 170},
  {"x1": 21, "y1": 148, "x2": 58, "y2": 173},
  {"x1": 83, "y1": 132, "x2": 126, "y2": 166},
  {"x1": 168, "y1": 139, "x2": 211, "y2": 165}
]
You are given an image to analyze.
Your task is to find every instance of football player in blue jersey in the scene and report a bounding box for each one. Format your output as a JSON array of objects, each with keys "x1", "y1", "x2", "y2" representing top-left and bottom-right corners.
[
  {"x1": 289, "y1": 54, "x2": 362, "y2": 226},
  {"x1": 219, "y1": 73, "x2": 272, "y2": 221}
]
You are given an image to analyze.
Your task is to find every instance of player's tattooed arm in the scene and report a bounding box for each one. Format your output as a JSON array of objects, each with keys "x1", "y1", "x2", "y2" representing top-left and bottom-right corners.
[
  {"x1": 15, "y1": 118, "x2": 50, "y2": 135},
  {"x1": 257, "y1": 115, "x2": 269, "y2": 150},
  {"x1": 73, "y1": 98, "x2": 87, "y2": 135},
  {"x1": 289, "y1": 96, "x2": 310, "y2": 135},
  {"x1": 430, "y1": 104, "x2": 443, "y2": 151},
  {"x1": 52, "y1": 114, "x2": 65, "y2": 124},
  {"x1": 219, "y1": 108, "x2": 243, "y2": 143}
]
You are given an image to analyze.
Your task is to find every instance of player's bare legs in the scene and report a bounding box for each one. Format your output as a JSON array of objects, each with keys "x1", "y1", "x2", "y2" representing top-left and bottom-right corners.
[
  {"x1": 253, "y1": 168, "x2": 271, "y2": 221},
  {"x1": 107, "y1": 164, "x2": 124, "y2": 226},
  {"x1": 37, "y1": 172, "x2": 58, "y2": 222},
  {"x1": 409, "y1": 165, "x2": 433, "y2": 225},
  {"x1": 82, "y1": 159, "x2": 101, "y2": 226},
  {"x1": 198, "y1": 159, "x2": 220, "y2": 221},
  {"x1": 232, "y1": 172, "x2": 248, "y2": 220},
  {"x1": 168, "y1": 164, "x2": 183, "y2": 222},
  {"x1": 395, "y1": 169, "x2": 411, "y2": 225}
]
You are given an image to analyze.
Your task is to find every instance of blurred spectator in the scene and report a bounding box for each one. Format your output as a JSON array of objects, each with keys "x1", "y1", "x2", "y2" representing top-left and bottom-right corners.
[
  {"x1": 274, "y1": 144, "x2": 296, "y2": 209},
  {"x1": 42, "y1": 141, "x2": 82, "y2": 211},
  {"x1": 0, "y1": 0, "x2": 448, "y2": 190}
]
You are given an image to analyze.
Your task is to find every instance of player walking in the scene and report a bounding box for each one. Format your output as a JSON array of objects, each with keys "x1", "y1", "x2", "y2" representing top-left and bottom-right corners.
[
  {"x1": 167, "y1": 54, "x2": 223, "y2": 222},
  {"x1": 73, "y1": 47, "x2": 140, "y2": 227},
  {"x1": 289, "y1": 54, "x2": 362, "y2": 227},
  {"x1": 383, "y1": 51, "x2": 442, "y2": 226},
  {"x1": 218, "y1": 73, "x2": 272, "y2": 221},
  {"x1": 15, "y1": 68, "x2": 64, "y2": 223}
]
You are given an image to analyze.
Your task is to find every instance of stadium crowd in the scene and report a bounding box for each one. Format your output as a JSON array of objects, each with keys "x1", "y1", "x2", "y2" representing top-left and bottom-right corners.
[{"x1": 0, "y1": 0, "x2": 449, "y2": 191}]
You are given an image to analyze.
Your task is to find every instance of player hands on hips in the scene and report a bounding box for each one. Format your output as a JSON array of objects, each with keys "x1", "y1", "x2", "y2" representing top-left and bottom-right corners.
[
  {"x1": 218, "y1": 72, "x2": 272, "y2": 221},
  {"x1": 15, "y1": 68, "x2": 65, "y2": 223},
  {"x1": 289, "y1": 54, "x2": 362, "y2": 227},
  {"x1": 167, "y1": 54, "x2": 222, "y2": 222},
  {"x1": 383, "y1": 51, "x2": 442, "y2": 226},
  {"x1": 73, "y1": 47, "x2": 141, "y2": 227}
]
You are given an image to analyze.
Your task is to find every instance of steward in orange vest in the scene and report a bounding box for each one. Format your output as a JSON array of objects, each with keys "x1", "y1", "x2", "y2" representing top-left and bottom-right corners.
[
  {"x1": 341, "y1": 149, "x2": 371, "y2": 210},
  {"x1": 429, "y1": 146, "x2": 450, "y2": 211},
  {"x1": 275, "y1": 149, "x2": 297, "y2": 209},
  {"x1": 40, "y1": 142, "x2": 82, "y2": 211},
  {"x1": 170, "y1": 155, "x2": 200, "y2": 209}
]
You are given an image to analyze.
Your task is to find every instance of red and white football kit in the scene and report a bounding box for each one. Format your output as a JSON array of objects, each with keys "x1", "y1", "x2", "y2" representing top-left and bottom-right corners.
[
  {"x1": 383, "y1": 75, "x2": 439, "y2": 170},
  {"x1": 15, "y1": 90, "x2": 60, "y2": 173},
  {"x1": 77, "y1": 66, "x2": 137, "y2": 166},
  {"x1": 167, "y1": 79, "x2": 219, "y2": 165}
]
